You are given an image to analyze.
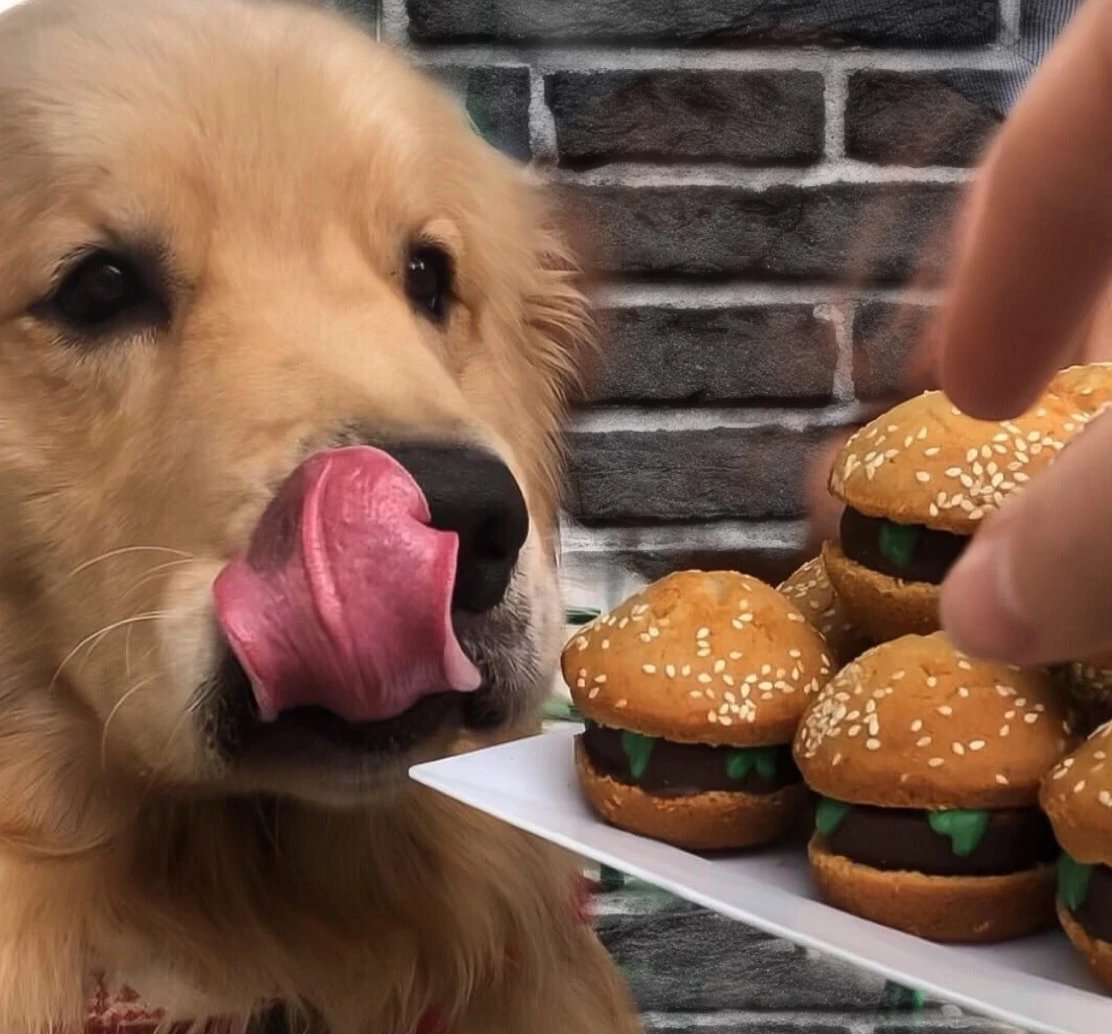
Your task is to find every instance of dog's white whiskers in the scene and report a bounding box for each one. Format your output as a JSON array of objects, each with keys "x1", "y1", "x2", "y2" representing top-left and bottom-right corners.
[
  {"x1": 50, "y1": 612, "x2": 170, "y2": 694},
  {"x1": 121, "y1": 557, "x2": 196, "y2": 603},
  {"x1": 67, "y1": 545, "x2": 194, "y2": 580},
  {"x1": 100, "y1": 675, "x2": 159, "y2": 771}
]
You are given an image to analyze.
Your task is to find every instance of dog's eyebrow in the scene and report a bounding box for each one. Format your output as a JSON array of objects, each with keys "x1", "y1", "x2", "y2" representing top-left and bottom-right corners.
[{"x1": 416, "y1": 218, "x2": 463, "y2": 260}]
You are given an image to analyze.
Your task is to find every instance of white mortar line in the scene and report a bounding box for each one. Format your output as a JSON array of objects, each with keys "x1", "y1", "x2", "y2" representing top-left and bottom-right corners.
[
  {"x1": 527, "y1": 66, "x2": 558, "y2": 163},
  {"x1": 814, "y1": 301, "x2": 858, "y2": 403},
  {"x1": 377, "y1": 0, "x2": 407, "y2": 45},
  {"x1": 410, "y1": 45, "x2": 1025, "y2": 74},
  {"x1": 559, "y1": 518, "x2": 808, "y2": 554},
  {"x1": 569, "y1": 402, "x2": 866, "y2": 433},
  {"x1": 589, "y1": 281, "x2": 943, "y2": 308},
  {"x1": 548, "y1": 161, "x2": 972, "y2": 187},
  {"x1": 823, "y1": 67, "x2": 849, "y2": 161},
  {"x1": 999, "y1": 0, "x2": 1023, "y2": 44}
]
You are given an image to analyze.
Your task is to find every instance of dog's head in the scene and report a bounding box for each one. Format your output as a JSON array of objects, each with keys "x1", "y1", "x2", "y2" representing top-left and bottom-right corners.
[{"x1": 0, "y1": 0, "x2": 587, "y2": 819}]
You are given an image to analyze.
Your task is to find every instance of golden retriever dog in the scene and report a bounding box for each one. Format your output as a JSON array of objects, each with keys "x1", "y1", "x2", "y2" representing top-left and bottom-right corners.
[{"x1": 0, "y1": 0, "x2": 640, "y2": 1031}]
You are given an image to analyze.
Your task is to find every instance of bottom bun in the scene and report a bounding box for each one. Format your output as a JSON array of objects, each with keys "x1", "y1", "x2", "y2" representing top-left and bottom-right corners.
[
  {"x1": 823, "y1": 540, "x2": 939, "y2": 642},
  {"x1": 575, "y1": 739, "x2": 806, "y2": 851},
  {"x1": 1059, "y1": 903, "x2": 1112, "y2": 993},
  {"x1": 808, "y1": 837, "x2": 1056, "y2": 943}
]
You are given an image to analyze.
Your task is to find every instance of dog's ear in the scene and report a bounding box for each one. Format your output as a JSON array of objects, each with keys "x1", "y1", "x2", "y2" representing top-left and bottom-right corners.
[{"x1": 500, "y1": 183, "x2": 595, "y2": 538}]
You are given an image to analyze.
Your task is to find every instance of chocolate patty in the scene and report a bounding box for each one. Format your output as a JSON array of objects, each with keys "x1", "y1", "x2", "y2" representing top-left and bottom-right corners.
[
  {"x1": 840, "y1": 507, "x2": 968, "y2": 585},
  {"x1": 580, "y1": 721, "x2": 800, "y2": 797},
  {"x1": 1066, "y1": 863, "x2": 1112, "y2": 944},
  {"x1": 821, "y1": 802, "x2": 1057, "y2": 877}
]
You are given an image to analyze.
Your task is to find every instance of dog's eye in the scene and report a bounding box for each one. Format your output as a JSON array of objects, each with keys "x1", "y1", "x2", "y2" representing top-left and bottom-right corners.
[
  {"x1": 405, "y1": 245, "x2": 453, "y2": 323},
  {"x1": 42, "y1": 249, "x2": 165, "y2": 337}
]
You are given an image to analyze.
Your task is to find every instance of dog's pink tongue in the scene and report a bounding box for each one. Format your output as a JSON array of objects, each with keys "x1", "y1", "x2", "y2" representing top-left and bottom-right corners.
[{"x1": 213, "y1": 447, "x2": 481, "y2": 724}]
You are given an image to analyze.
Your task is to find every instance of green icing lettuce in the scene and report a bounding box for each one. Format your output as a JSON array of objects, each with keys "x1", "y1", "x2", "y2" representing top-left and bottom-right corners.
[
  {"x1": 927, "y1": 809, "x2": 991, "y2": 857},
  {"x1": 726, "y1": 745, "x2": 782, "y2": 782},
  {"x1": 878, "y1": 520, "x2": 921, "y2": 570},
  {"x1": 815, "y1": 797, "x2": 853, "y2": 836},
  {"x1": 1058, "y1": 853, "x2": 1093, "y2": 911},
  {"x1": 620, "y1": 731, "x2": 656, "y2": 781}
]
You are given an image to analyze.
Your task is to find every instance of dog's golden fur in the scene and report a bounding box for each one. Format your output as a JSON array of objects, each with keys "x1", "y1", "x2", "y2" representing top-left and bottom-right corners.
[{"x1": 0, "y1": 0, "x2": 639, "y2": 1030}]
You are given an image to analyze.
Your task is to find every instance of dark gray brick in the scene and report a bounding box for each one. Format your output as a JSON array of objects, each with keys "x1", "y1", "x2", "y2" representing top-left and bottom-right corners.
[
  {"x1": 548, "y1": 71, "x2": 823, "y2": 168},
  {"x1": 425, "y1": 65, "x2": 531, "y2": 162},
  {"x1": 846, "y1": 72, "x2": 1007, "y2": 167},
  {"x1": 598, "y1": 907, "x2": 887, "y2": 1011},
  {"x1": 607, "y1": 536, "x2": 806, "y2": 587},
  {"x1": 587, "y1": 305, "x2": 836, "y2": 404},
  {"x1": 566, "y1": 428, "x2": 836, "y2": 523},
  {"x1": 406, "y1": 0, "x2": 998, "y2": 47},
  {"x1": 561, "y1": 184, "x2": 959, "y2": 284},
  {"x1": 854, "y1": 302, "x2": 934, "y2": 400}
]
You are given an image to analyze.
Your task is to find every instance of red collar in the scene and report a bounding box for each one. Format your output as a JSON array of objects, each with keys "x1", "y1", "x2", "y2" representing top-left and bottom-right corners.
[{"x1": 83, "y1": 876, "x2": 596, "y2": 1034}]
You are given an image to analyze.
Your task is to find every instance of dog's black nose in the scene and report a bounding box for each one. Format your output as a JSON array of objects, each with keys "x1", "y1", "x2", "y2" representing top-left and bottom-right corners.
[{"x1": 386, "y1": 444, "x2": 529, "y2": 613}]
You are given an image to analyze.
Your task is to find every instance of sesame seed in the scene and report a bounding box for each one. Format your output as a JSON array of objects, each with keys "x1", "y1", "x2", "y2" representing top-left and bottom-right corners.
[
  {"x1": 1101, "y1": 791, "x2": 1112, "y2": 808},
  {"x1": 714, "y1": 660, "x2": 726, "y2": 673},
  {"x1": 665, "y1": 665, "x2": 676, "y2": 678},
  {"x1": 866, "y1": 738, "x2": 881, "y2": 751},
  {"x1": 1024, "y1": 713, "x2": 1040, "y2": 725},
  {"x1": 969, "y1": 740, "x2": 986, "y2": 751},
  {"x1": 602, "y1": 639, "x2": 611, "y2": 649},
  {"x1": 615, "y1": 699, "x2": 627, "y2": 708},
  {"x1": 952, "y1": 743, "x2": 966, "y2": 756},
  {"x1": 938, "y1": 706, "x2": 953, "y2": 716},
  {"x1": 594, "y1": 674, "x2": 608, "y2": 685},
  {"x1": 696, "y1": 627, "x2": 710, "y2": 640},
  {"x1": 698, "y1": 674, "x2": 713, "y2": 684},
  {"x1": 996, "y1": 774, "x2": 1010, "y2": 786},
  {"x1": 917, "y1": 736, "x2": 932, "y2": 748},
  {"x1": 1075, "y1": 780, "x2": 1087, "y2": 793},
  {"x1": 681, "y1": 665, "x2": 691, "y2": 677},
  {"x1": 588, "y1": 687, "x2": 599, "y2": 699},
  {"x1": 929, "y1": 758, "x2": 945, "y2": 768},
  {"x1": 642, "y1": 664, "x2": 657, "y2": 675},
  {"x1": 911, "y1": 719, "x2": 924, "y2": 733}
]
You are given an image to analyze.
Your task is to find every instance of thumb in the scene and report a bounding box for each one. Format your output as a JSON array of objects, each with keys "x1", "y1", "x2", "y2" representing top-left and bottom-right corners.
[{"x1": 940, "y1": 407, "x2": 1112, "y2": 665}]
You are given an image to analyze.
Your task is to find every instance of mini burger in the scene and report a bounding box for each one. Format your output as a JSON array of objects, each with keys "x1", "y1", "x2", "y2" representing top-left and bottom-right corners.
[
  {"x1": 778, "y1": 555, "x2": 869, "y2": 668},
  {"x1": 565, "y1": 570, "x2": 833, "y2": 851},
  {"x1": 823, "y1": 388, "x2": 1083, "y2": 642},
  {"x1": 1041, "y1": 721, "x2": 1112, "y2": 991},
  {"x1": 794, "y1": 631, "x2": 1077, "y2": 943}
]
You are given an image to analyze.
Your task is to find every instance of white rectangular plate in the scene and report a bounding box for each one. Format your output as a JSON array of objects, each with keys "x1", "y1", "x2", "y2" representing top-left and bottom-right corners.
[{"x1": 411, "y1": 727, "x2": 1112, "y2": 1034}]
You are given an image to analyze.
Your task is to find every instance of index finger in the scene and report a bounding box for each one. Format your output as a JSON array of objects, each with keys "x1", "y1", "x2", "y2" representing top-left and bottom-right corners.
[{"x1": 937, "y1": 0, "x2": 1112, "y2": 420}]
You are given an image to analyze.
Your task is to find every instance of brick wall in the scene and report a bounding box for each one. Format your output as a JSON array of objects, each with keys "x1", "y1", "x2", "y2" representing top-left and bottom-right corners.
[
  {"x1": 323, "y1": 3, "x2": 1061, "y2": 1031},
  {"x1": 332, "y1": 0, "x2": 1054, "y2": 614}
]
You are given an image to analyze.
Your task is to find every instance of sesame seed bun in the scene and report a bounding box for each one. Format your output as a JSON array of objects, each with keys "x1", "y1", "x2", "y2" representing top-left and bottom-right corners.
[
  {"x1": 822, "y1": 539, "x2": 939, "y2": 642},
  {"x1": 808, "y1": 837, "x2": 1056, "y2": 943},
  {"x1": 1058, "y1": 904, "x2": 1112, "y2": 993},
  {"x1": 794, "y1": 632, "x2": 1078, "y2": 810},
  {"x1": 1041, "y1": 723, "x2": 1112, "y2": 867},
  {"x1": 563, "y1": 570, "x2": 833, "y2": 748},
  {"x1": 828, "y1": 390, "x2": 1078, "y2": 535},
  {"x1": 574, "y1": 738, "x2": 806, "y2": 850},
  {"x1": 777, "y1": 555, "x2": 871, "y2": 667}
]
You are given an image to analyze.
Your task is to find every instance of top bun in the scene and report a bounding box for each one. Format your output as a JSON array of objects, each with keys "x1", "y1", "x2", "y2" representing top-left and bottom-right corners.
[
  {"x1": 563, "y1": 570, "x2": 833, "y2": 748},
  {"x1": 794, "y1": 632, "x2": 1077, "y2": 809},
  {"x1": 1049, "y1": 362, "x2": 1112, "y2": 417},
  {"x1": 829, "y1": 390, "x2": 1079, "y2": 534},
  {"x1": 778, "y1": 555, "x2": 868, "y2": 667},
  {"x1": 1041, "y1": 722, "x2": 1112, "y2": 866}
]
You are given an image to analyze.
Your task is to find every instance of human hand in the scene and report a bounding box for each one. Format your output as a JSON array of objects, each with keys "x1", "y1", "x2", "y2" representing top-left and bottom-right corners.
[{"x1": 931, "y1": 0, "x2": 1112, "y2": 665}]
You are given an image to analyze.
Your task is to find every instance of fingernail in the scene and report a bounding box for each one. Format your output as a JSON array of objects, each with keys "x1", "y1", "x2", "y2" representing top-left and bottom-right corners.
[{"x1": 940, "y1": 529, "x2": 1039, "y2": 663}]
